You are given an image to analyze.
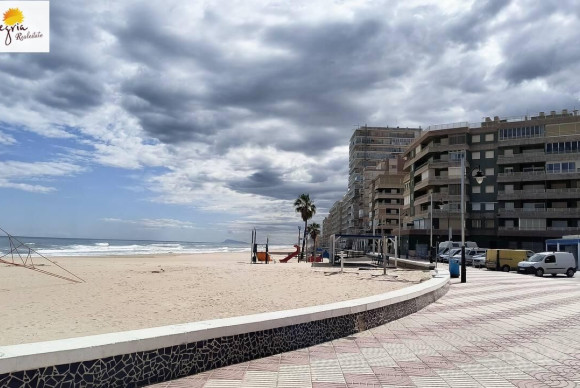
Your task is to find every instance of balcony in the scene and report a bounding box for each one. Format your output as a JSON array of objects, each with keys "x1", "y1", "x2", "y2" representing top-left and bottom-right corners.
[
  {"x1": 497, "y1": 170, "x2": 545, "y2": 182},
  {"x1": 498, "y1": 208, "x2": 580, "y2": 218},
  {"x1": 374, "y1": 192, "x2": 401, "y2": 200},
  {"x1": 413, "y1": 176, "x2": 465, "y2": 192},
  {"x1": 497, "y1": 151, "x2": 545, "y2": 165},
  {"x1": 497, "y1": 136, "x2": 547, "y2": 147},
  {"x1": 498, "y1": 188, "x2": 580, "y2": 200},
  {"x1": 498, "y1": 226, "x2": 580, "y2": 237}
]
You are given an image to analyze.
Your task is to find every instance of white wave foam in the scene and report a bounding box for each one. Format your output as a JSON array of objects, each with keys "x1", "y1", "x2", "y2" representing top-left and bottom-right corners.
[{"x1": 35, "y1": 243, "x2": 261, "y2": 257}]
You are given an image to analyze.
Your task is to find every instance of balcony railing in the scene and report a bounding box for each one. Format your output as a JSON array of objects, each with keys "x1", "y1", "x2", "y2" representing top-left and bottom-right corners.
[
  {"x1": 498, "y1": 187, "x2": 580, "y2": 199},
  {"x1": 498, "y1": 208, "x2": 580, "y2": 217},
  {"x1": 497, "y1": 151, "x2": 545, "y2": 165}
]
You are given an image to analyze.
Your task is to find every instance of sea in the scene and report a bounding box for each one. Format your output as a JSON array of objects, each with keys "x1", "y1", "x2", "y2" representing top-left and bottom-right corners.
[{"x1": 0, "y1": 236, "x2": 293, "y2": 257}]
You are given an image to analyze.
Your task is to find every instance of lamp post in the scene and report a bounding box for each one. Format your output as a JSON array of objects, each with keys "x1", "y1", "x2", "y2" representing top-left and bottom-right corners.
[
  {"x1": 398, "y1": 207, "x2": 408, "y2": 263},
  {"x1": 460, "y1": 156, "x2": 485, "y2": 283}
]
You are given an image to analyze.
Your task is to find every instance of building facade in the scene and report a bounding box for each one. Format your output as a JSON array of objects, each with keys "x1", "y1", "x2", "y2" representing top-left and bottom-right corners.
[
  {"x1": 347, "y1": 126, "x2": 421, "y2": 235},
  {"x1": 398, "y1": 109, "x2": 580, "y2": 256}
]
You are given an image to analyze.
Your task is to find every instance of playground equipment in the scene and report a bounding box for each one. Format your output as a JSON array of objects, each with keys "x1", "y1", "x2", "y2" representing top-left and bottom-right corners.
[
  {"x1": 279, "y1": 245, "x2": 300, "y2": 263},
  {"x1": 330, "y1": 233, "x2": 397, "y2": 274},
  {"x1": 250, "y1": 229, "x2": 270, "y2": 264},
  {"x1": 0, "y1": 227, "x2": 84, "y2": 283},
  {"x1": 307, "y1": 254, "x2": 323, "y2": 263}
]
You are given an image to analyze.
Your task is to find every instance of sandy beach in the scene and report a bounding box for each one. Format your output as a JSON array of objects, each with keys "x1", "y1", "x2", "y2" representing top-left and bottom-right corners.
[{"x1": 0, "y1": 252, "x2": 431, "y2": 346}]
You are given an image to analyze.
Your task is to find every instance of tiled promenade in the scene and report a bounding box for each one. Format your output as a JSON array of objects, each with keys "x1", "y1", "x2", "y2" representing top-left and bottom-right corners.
[{"x1": 150, "y1": 268, "x2": 580, "y2": 387}]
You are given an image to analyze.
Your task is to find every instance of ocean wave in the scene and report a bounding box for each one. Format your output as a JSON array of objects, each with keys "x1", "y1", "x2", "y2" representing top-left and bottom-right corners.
[{"x1": 34, "y1": 244, "x2": 263, "y2": 257}]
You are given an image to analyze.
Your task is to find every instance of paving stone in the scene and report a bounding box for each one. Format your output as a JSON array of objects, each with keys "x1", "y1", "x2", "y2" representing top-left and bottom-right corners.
[{"x1": 139, "y1": 267, "x2": 580, "y2": 387}]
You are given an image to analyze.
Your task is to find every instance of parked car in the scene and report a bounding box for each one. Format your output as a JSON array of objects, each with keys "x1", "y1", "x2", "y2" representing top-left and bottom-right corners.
[
  {"x1": 437, "y1": 241, "x2": 478, "y2": 260},
  {"x1": 485, "y1": 249, "x2": 535, "y2": 272},
  {"x1": 439, "y1": 248, "x2": 461, "y2": 263},
  {"x1": 450, "y1": 248, "x2": 488, "y2": 266},
  {"x1": 472, "y1": 253, "x2": 487, "y2": 268},
  {"x1": 518, "y1": 252, "x2": 577, "y2": 277}
]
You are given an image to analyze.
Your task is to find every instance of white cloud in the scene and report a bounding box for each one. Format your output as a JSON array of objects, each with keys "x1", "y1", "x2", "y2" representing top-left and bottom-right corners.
[
  {"x1": 101, "y1": 217, "x2": 199, "y2": 229},
  {"x1": 0, "y1": 179, "x2": 55, "y2": 193},
  {"x1": 0, "y1": 131, "x2": 16, "y2": 145}
]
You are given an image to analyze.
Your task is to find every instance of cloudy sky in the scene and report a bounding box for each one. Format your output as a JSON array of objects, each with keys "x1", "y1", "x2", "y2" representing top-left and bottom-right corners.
[{"x1": 0, "y1": 0, "x2": 578, "y2": 243}]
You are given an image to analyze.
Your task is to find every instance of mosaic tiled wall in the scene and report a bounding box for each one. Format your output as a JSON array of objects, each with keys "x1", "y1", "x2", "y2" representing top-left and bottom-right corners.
[{"x1": 0, "y1": 283, "x2": 449, "y2": 388}]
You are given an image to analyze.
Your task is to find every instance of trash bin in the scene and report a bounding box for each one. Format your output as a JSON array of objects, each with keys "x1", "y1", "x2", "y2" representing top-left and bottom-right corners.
[{"x1": 449, "y1": 258, "x2": 460, "y2": 278}]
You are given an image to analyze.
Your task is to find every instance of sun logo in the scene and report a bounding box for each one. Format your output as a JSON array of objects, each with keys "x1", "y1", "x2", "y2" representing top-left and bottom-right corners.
[{"x1": 3, "y1": 8, "x2": 24, "y2": 26}]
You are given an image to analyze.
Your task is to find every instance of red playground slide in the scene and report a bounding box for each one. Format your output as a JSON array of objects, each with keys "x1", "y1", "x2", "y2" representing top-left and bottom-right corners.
[{"x1": 279, "y1": 245, "x2": 301, "y2": 263}]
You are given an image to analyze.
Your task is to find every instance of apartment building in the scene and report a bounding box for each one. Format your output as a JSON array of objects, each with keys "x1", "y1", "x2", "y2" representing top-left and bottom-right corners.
[
  {"x1": 399, "y1": 109, "x2": 580, "y2": 255},
  {"x1": 321, "y1": 199, "x2": 345, "y2": 247},
  {"x1": 364, "y1": 158, "x2": 405, "y2": 237},
  {"x1": 347, "y1": 126, "x2": 421, "y2": 235},
  {"x1": 494, "y1": 110, "x2": 580, "y2": 249}
]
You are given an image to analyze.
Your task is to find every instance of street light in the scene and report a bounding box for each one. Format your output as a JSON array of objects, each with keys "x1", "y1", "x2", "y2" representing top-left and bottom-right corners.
[
  {"x1": 398, "y1": 207, "x2": 408, "y2": 264},
  {"x1": 460, "y1": 156, "x2": 485, "y2": 283}
]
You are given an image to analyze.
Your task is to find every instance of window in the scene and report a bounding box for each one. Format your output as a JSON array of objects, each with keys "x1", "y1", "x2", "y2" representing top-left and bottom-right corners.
[
  {"x1": 545, "y1": 255, "x2": 555, "y2": 264},
  {"x1": 472, "y1": 135, "x2": 481, "y2": 143},
  {"x1": 504, "y1": 149, "x2": 513, "y2": 156},
  {"x1": 472, "y1": 202, "x2": 481, "y2": 211},
  {"x1": 472, "y1": 151, "x2": 481, "y2": 160},
  {"x1": 448, "y1": 184, "x2": 461, "y2": 195},
  {"x1": 484, "y1": 203, "x2": 495, "y2": 211},
  {"x1": 449, "y1": 134, "x2": 466, "y2": 145},
  {"x1": 485, "y1": 133, "x2": 494, "y2": 141},
  {"x1": 485, "y1": 168, "x2": 494, "y2": 176},
  {"x1": 449, "y1": 150, "x2": 465, "y2": 161},
  {"x1": 485, "y1": 219, "x2": 495, "y2": 228},
  {"x1": 472, "y1": 186, "x2": 481, "y2": 194},
  {"x1": 472, "y1": 219, "x2": 482, "y2": 228},
  {"x1": 485, "y1": 185, "x2": 494, "y2": 193},
  {"x1": 485, "y1": 150, "x2": 494, "y2": 158},
  {"x1": 520, "y1": 218, "x2": 546, "y2": 230},
  {"x1": 505, "y1": 202, "x2": 514, "y2": 209}
]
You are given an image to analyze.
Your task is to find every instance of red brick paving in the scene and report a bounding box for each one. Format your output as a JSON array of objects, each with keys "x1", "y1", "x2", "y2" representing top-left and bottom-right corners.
[{"x1": 148, "y1": 268, "x2": 580, "y2": 387}]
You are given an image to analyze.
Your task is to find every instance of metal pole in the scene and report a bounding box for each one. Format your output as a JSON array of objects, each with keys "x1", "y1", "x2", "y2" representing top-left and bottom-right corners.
[
  {"x1": 461, "y1": 156, "x2": 466, "y2": 283},
  {"x1": 398, "y1": 209, "x2": 401, "y2": 259},
  {"x1": 430, "y1": 193, "x2": 433, "y2": 262},
  {"x1": 383, "y1": 236, "x2": 387, "y2": 275}
]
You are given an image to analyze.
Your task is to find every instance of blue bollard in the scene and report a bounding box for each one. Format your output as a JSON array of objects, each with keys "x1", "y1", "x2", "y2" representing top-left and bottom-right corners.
[{"x1": 449, "y1": 258, "x2": 460, "y2": 278}]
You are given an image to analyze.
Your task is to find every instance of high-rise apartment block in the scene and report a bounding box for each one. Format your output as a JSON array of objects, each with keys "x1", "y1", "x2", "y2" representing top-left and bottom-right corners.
[
  {"x1": 400, "y1": 109, "x2": 580, "y2": 255},
  {"x1": 323, "y1": 109, "x2": 580, "y2": 255},
  {"x1": 345, "y1": 126, "x2": 421, "y2": 235}
]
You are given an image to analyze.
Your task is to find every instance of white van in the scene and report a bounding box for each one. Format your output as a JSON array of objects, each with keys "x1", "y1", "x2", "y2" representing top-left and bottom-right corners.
[{"x1": 517, "y1": 252, "x2": 577, "y2": 277}]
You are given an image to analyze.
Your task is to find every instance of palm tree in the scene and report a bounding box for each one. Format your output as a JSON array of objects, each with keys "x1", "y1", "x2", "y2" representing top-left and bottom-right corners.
[
  {"x1": 294, "y1": 193, "x2": 316, "y2": 262},
  {"x1": 307, "y1": 222, "x2": 321, "y2": 260}
]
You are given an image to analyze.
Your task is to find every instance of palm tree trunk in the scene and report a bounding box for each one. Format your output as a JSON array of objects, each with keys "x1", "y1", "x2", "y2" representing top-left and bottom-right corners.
[
  {"x1": 301, "y1": 220, "x2": 307, "y2": 262},
  {"x1": 312, "y1": 236, "x2": 316, "y2": 259}
]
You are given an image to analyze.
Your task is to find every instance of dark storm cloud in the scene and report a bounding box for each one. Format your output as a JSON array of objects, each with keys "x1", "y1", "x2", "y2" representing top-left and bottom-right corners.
[
  {"x1": 497, "y1": 26, "x2": 580, "y2": 84},
  {"x1": 111, "y1": 7, "x2": 223, "y2": 70},
  {"x1": 445, "y1": 0, "x2": 512, "y2": 47},
  {"x1": 36, "y1": 72, "x2": 104, "y2": 111},
  {"x1": 228, "y1": 159, "x2": 346, "y2": 209},
  {"x1": 112, "y1": 11, "x2": 415, "y2": 148}
]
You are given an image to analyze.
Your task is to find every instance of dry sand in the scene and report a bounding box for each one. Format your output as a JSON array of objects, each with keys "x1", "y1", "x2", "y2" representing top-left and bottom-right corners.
[{"x1": 0, "y1": 252, "x2": 431, "y2": 346}]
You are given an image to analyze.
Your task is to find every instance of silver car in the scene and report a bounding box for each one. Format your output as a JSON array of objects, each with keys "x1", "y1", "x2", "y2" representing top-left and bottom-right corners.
[{"x1": 451, "y1": 248, "x2": 488, "y2": 266}]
